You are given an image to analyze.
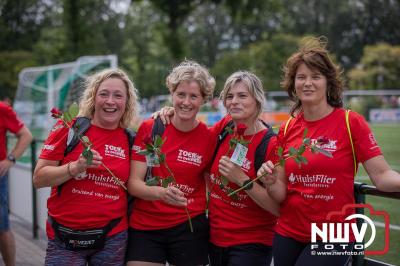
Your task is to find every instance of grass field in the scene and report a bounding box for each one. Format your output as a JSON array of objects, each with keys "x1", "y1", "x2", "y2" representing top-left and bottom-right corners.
[{"x1": 355, "y1": 123, "x2": 400, "y2": 265}]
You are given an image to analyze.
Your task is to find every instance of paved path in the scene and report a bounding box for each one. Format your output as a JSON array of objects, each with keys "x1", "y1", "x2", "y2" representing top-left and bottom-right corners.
[{"x1": 0, "y1": 214, "x2": 46, "y2": 266}]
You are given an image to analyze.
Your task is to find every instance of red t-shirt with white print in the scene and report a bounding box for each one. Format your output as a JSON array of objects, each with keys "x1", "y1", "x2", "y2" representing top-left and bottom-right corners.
[
  {"x1": 39, "y1": 119, "x2": 132, "y2": 239},
  {"x1": 276, "y1": 108, "x2": 382, "y2": 242},
  {"x1": 130, "y1": 118, "x2": 216, "y2": 230},
  {"x1": 208, "y1": 117, "x2": 278, "y2": 247}
]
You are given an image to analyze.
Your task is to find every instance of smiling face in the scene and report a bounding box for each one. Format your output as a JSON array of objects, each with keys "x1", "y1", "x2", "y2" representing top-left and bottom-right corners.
[
  {"x1": 171, "y1": 80, "x2": 203, "y2": 123},
  {"x1": 294, "y1": 63, "x2": 328, "y2": 107},
  {"x1": 224, "y1": 81, "x2": 258, "y2": 123},
  {"x1": 92, "y1": 78, "x2": 127, "y2": 129}
]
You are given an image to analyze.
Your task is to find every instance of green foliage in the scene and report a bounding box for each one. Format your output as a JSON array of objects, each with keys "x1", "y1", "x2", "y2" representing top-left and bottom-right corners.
[
  {"x1": 212, "y1": 34, "x2": 299, "y2": 94},
  {"x1": 0, "y1": 50, "x2": 35, "y2": 99},
  {"x1": 348, "y1": 43, "x2": 400, "y2": 90}
]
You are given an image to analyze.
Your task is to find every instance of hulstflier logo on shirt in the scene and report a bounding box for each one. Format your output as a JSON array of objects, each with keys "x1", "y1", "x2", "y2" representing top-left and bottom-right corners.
[
  {"x1": 177, "y1": 149, "x2": 202, "y2": 166},
  {"x1": 73, "y1": 172, "x2": 120, "y2": 189},
  {"x1": 288, "y1": 173, "x2": 336, "y2": 187},
  {"x1": 104, "y1": 144, "x2": 126, "y2": 159}
]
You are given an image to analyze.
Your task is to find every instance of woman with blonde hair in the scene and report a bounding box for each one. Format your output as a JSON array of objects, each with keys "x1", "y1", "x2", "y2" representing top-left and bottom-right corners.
[
  {"x1": 34, "y1": 68, "x2": 138, "y2": 266},
  {"x1": 126, "y1": 60, "x2": 216, "y2": 266}
]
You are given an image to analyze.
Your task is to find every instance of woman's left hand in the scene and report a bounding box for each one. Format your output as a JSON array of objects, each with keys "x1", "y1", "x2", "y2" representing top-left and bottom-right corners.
[{"x1": 218, "y1": 156, "x2": 247, "y2": 186}]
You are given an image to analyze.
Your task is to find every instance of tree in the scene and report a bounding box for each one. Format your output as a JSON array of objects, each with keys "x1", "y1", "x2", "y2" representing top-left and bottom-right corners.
[
  {"x1": 121, "y1": 1, "x2": 171, "y2": 98},
  {"x1": 348, "y1": 43, "x2": 400, "y2": 90},
  {"x1": 0, "y1": 0, "x2": 53, "y2": 51},
  {"x1": 0, "y1": 51, "x2": 35, "y2": 100},
  {"x1": 212, "y1": 34, "x2": 300, "y2": 95}
]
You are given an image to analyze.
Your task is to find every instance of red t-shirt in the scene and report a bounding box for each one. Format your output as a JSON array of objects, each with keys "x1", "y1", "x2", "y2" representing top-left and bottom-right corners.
[
  {"x1": 276, "y1": 108, "x2": 382, "y2": 242},
  {"x1": 0, "y1": 102, "x2": 24, "y2": 160},
  {"x1": 39, "y1": 119, "x2": 132, "y2": 238},
  {"x1": 208, "y1": 117, "x2": 278, "y2": 247},
  {"x1": 130, "y1": 119, "x2": 216, "y2": 230}
]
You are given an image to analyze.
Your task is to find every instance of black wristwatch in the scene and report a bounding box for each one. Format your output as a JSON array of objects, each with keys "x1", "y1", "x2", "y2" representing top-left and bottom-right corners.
[
  {"x1": 7, "y1": 154, "x2": 16, "y2": 164},
  {"x1": 241, "y1": 179, "x2": 254, "y2": 190}
]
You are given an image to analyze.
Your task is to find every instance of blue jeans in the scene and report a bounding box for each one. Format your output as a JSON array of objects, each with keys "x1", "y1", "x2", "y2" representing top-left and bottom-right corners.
[
  {"x1": 45, "y1": 230, "x2": 127, "y2": 266},
  {"x1": 0, "y1": 174, "x2": 9, "y2": 232}
]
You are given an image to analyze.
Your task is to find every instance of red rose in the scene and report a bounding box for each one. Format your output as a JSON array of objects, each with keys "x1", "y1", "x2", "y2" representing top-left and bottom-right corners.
[
  {"x1": 143, "y1": 135, "x2": 152, "y2": 145},
  {"x1": 317, "y1": 136, "x2": 329, "y2": 145},
  {"x1": 50, "y1": 107, "x2": 63, "y2": 119},
  {"x1": 236, "y1": 123, "x2": 247, "y2": 136}
]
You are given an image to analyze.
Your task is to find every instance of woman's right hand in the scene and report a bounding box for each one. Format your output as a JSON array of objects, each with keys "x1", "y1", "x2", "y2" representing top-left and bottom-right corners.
[
  {"x1": 160, "y1": 185, "x2": 187, "y2": 207},
  {"x1": 151, "y1": 106, "x2": 175, "y2": 124},
  {"x1": 70, "y1": 149, "x2": 103, "y2": 179},
  {"x1": 257, "y1": 161, "x2": 277, "y2": 186}
]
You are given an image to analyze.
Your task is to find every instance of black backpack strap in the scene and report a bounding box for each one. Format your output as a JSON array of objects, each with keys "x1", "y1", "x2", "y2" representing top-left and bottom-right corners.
[
  {"x1": 152, "y1": 116, "x2": 166, "y2": 140},
  {"x1": 144, "y1": 117, "x2": 166, "y2": 183},
  {"x1": 64, "y1": 117, "x2": 91, "y2": 156},
  {"x1": 211, "y1": 120, "x2": 235, "y2": 164},
  {"x1": 124, "y1": 128, "x2": 136, "y2": 159},
  {"x1": 254, "y1": 120, "x2": 276, "y2": 172},
  {"x1": 58, "y1": 117, "x2": 91, "y2": 196},
  {"x1": 124, "y1": 128, "x2": 136, "y2": 216}
]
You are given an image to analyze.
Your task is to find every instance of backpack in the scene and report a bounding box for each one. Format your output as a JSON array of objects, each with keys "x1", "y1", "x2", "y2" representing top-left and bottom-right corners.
[
  {"x1": 145, "y1": 117, "x2": 275, "y2": 179},
  {"x1": 212, "y1": 119, "x2": 276, "y2": 172},
  {"x1": 58, "y1": 117, "x2": 136, "y2": 195}
]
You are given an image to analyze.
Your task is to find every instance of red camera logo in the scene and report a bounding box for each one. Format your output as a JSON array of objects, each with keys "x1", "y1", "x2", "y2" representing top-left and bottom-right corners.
[{"x1": 311, "y1": 203, "x2": 390, "y2": 255}]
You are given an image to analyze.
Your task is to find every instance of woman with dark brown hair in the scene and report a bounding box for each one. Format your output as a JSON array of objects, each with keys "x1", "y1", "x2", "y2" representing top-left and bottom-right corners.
[{"x1": 258, "y1": 37, "x2": 400, "y2": 266}]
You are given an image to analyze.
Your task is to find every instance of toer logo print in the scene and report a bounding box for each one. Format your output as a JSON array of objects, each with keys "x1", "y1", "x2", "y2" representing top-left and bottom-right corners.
[
  {"x1": 177, "y1": 149, "x2": 202, "y2": 166},
  {"x1": 104, "y1": 144, "x2": 126, "y2": 159}
]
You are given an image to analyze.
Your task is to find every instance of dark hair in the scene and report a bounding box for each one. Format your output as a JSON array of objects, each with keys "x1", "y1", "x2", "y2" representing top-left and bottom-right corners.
[{"x1": 281, "y1": 36, "x2": 344, "y2": 116}]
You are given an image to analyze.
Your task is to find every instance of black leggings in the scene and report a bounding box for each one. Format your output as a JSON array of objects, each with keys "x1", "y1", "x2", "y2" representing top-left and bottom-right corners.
[
  {"x1": 273, "y1": 233, "x2": 354, "y2": 266},
  {"x1": 209, "y1": 242, "x2": 272, "y2": 266}
]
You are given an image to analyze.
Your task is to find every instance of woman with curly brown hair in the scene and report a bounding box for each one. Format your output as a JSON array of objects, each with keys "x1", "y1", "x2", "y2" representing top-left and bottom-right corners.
[{"x1": 258, "y1": 37, "x2": 400, "y2": 266}]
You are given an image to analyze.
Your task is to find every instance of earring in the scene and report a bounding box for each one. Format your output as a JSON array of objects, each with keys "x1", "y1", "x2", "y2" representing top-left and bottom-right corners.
[{"x1": 327, "y1": 89, "x2": 331, "y2": 100}]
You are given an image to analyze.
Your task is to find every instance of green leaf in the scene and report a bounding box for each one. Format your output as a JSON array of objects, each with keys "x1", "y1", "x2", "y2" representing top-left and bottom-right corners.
[
  {"x1": 225, "y1": 127, "x2": 233, "y2": 135},
  {"x1": 277, "y1": 146, "x2": 283, "y2": 157},
  {"x1": 161, "y1": 176, "x2": 174, "y2": 188},
  {"x1": 315, "y1": 147, "x2": 333, "y2": 158},
  {"x1": 299, "y1": 155, "x2": 308, "y2": 164},
  {"x1": 303, "y1": 138, "x2": 311, "y2": 145},
  {"x1": 279, "y1": 158, "x2": 286, "y2": 167},
  {"x1": 220, "y1": 176, "x2": 229, "y2": 187},
  {"x1": 289, "y1": 147, "x2": 297, "y2": 156},
  {"x1": 68, "y1": 102, "x2": 79, "y2": 118},
  {"x1": 154, "y1": 135, "x2": 163, "y2": 147},
  {"x1": 145, "y1": 176, "x2": 160, "y2": 186},
  {"x1": 294, "y1": 156, "x2": 302, "y2": 168},
  {"x1": 82, "y1": 148, "x2": 93, "y2": 165},
  {"x1": 145, "y1": 143, "x2": 154, "y2": 152},
  {"x1": 302, "y1": 128, "x2": 308, "y2": 139},
  {"x1": 63, "y1": 111, "x2": 72, "y2": 122},
  {"x1": 137, "y1": 150, "x2": 151, "y2": 156},
  {"x1": 229, "y1": 138, "x2": 237, "y2": 147},
  {"x1": 159, "y1": 153, "x2": 165, "y2": 163},
  {"x1": 298, "y1": 145, "x2": 306, "y2": 155},
  {"x1": 239, "y1": 139, "x2": 250, "y2": 146},
  {"x1": 311, "y1": 145, "x2": 318, "y2": 154},
  {"x1": 82, "y1": 136, "x2": 90, "y2": 145}
]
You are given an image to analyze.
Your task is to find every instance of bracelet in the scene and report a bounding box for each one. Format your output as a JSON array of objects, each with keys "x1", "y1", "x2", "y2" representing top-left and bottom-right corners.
[{"x1": 67, "y1": 162, "x2": 74, "y2": 177}]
